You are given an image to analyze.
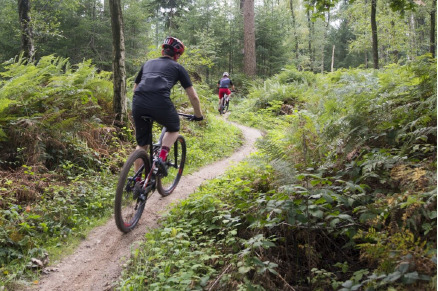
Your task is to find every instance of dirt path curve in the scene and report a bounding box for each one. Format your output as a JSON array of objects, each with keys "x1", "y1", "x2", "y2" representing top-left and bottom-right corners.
[{"x1": 30, "y1": 120, "x2": 262, "y2": 291}]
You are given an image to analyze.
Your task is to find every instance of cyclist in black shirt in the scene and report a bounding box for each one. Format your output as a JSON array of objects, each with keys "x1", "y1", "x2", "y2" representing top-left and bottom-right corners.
[{"x1": 132, "y1": 37, "x2": 203, "y2": 174}]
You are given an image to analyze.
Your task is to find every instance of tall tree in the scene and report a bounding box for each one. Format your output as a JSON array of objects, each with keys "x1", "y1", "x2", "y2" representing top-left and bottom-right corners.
[
  {"x1": 306, "y1": 9, "x2": 314, "y2": 71},
  {"x1": 289, "y1": 0, "x2": 300, "y2": 61},
  {"x1": 430, "y1": 0, "x2": 436, "y2": 57},
  {"x1": 320, "y1": 9, "x2": 330, "y2": 73},
  {"x1": 243, "y1": 0, "x2": 256, "y2": 76},
  {"x1": 18, "y1": 0, "x2": 34, "y2": 60},
  {"x1": 370, "y1": 0, "x2": 378, "y2": 68},
  {"x1": 109, "y1": 0, "x2": 127, "y2": 123}
]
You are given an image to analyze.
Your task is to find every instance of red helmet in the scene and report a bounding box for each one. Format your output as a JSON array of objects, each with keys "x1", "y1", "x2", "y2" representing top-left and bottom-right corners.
[{"x1": 162, "y1": 37, "x2": 185, "y2": 56}]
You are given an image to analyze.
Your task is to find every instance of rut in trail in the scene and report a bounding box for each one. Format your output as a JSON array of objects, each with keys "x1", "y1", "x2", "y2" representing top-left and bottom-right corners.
[{"x1": 29, "y1": 121, "x2": 262, "y2": 291}]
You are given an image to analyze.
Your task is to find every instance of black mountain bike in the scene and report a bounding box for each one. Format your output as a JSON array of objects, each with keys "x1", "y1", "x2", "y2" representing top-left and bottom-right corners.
[
  {"x1": 219, "y1": 93, "x2": 230, "y2": 115},
  {"x1": 114, "y1": 113, "x2": 194, "y2": 233}
]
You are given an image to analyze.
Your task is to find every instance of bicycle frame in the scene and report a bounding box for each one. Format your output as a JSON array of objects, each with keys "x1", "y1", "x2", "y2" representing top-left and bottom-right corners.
[
  {"x1": 138, "y1": 117, "x2": 166, "y2": 195},
  {"x1": 140, "y1": 113, "x2": 189, "y2": 194}
]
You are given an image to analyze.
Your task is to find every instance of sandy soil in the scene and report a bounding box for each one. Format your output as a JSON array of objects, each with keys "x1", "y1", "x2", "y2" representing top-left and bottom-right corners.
[{"x1": 29, "y1": 120, "x2": 262, "y2": 291}]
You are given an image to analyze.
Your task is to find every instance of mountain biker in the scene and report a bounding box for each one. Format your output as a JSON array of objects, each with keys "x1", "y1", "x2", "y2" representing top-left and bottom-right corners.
[
  {"x1": 132, "y1": 36, "x2": 204, "y2": 175},
  {"x1": 217, "y1": 72, "x2": 235, "y2": 112}
]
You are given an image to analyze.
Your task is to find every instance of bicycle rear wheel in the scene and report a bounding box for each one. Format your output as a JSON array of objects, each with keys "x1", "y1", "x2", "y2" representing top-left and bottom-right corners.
[
  {"x1": 219, "y1": 97, "x2": 225, "y2": 115},
  {"x1": 157, "y1": 135, "x2": 186, "y2": 196},
  {"x1": 115, "y1": 149, "x2": 150, "y2": 233}
]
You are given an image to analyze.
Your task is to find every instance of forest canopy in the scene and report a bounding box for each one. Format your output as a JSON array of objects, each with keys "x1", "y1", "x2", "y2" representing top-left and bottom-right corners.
[{"x1": 1, "y1": 0, "x2": 436, "y2": 79}]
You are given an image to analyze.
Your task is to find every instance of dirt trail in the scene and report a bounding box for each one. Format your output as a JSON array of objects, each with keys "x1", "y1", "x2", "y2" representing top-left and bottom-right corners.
[{"x1": 30, "y1": 120, "x2": 262, "y2": 291}]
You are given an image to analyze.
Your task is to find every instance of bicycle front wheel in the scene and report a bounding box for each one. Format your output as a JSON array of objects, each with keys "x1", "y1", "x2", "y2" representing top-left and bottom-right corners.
[
  {"x1": 114, "y1": 149, "x2": 150, "y2": 233},
  {"x1": 157, "y1": 135, "x2": 186, "y2": 196}
]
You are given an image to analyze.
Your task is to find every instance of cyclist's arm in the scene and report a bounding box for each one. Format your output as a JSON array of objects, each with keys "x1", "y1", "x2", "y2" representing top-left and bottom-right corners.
[{"x1": 185, "y1": 86, "x2": 203, "y2": 118}]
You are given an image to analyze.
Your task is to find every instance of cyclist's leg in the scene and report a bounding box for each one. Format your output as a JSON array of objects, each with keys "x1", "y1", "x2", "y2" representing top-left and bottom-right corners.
[
  {"x1": 155, "y1": 131, "x2": 179, "y2": 176},
  {"x1": 218, "y1": 88, "x2": 225, "y2": 111},
  {"x1": 153, "y1": 108, "x2": 180, "y2": 162},
  {"x1": 132, "y1": 104, "x2": 152, "y2": 172},
  {"x1": 161, "y1": 131, "x2": 179, "y2": 160}
]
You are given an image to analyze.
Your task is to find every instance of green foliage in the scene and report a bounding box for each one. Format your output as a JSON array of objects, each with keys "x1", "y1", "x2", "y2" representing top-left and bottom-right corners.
[
  {"x1": 118, "y1": 194, "x2": 230, "y2": 290},
  {"x1": 0, "y1": 53, "x2": 244, "y2": 287},
  {"x1": 118, "y1": 159, "x2": 281, "y2": 290},
  {"x1": 0, "y1": 55, "x2": 113, "y2": 170},
  {"x1": 118, "y1": 54, "x2": 437, "y2": 290},
  {"x1": 0, "y1": 0, "x2": 20, "y2": 62},
  {"x1": 255, "y1": 4, "x2": 289, "y2": 77},
  {"x1": 213, "y1": 55, "x2": 436, "y2": 289},
  {"x1": 0, "y1": 173, "x2": 116, "y2": 285}
]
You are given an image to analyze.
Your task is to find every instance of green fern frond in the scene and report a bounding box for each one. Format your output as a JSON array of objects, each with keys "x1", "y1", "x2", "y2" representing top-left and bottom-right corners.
[{"x1": 397, "y1": 126, "x2": 437, "y2": 145}]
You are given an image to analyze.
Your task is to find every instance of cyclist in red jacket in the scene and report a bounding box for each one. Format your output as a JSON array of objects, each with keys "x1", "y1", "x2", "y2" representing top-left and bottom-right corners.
[{"x1": 217, "y1": 72, "x2": 235, "y2": 112}]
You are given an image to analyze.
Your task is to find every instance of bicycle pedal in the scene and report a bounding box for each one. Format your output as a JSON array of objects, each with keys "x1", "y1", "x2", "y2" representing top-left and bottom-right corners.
[
  {"x1": 154, "y1": 158, "x2": 168, "y2": 177},
  {"x1": 138, "y1": 193, "x2": 147, "y2": 202}
]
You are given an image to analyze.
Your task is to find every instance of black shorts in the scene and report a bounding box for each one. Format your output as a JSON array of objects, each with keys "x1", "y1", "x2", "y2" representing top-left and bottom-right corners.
[{"x1": 132, "y1": 96, "x2": 180, "y2": 146}]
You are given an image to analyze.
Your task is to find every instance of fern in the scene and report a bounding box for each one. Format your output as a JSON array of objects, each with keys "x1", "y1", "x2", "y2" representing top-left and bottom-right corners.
[{"x1": 0, "y1": 55, "x2": 113, "y2": 170}]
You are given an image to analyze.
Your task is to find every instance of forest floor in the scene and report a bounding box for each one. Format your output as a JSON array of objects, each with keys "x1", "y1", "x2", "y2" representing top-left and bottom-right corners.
[{"x1": 26, "y1": 117, "x2": 262, "y2": 291}]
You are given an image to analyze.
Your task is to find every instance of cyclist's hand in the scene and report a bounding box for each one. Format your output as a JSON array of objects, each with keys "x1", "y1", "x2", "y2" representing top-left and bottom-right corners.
[{"x1": 186, "y1": 115, "x2": 204, "y2": 121}]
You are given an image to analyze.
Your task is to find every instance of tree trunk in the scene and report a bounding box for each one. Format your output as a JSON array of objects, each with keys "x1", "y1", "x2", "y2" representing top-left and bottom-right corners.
[
  {"x1": 365, "y1": 52, "x2": 368, "y2": 68},
  {"x1": 409, "y1": 13, "x2": 417, "y2": 60},
  {"x1": 289, "y1": 0, "x2": 299, "y2": 62},
  {"x1": 243, "y1": 0, "x2": 256, "y2": 77},
  {"x1": 321, "y1": 10, "x2": 330, "y2": 73},
  {"x1": 90, "y1": 0, "x2": 97, "y2": 55},
  {"x1": 331, "y1": 45, "x2": 335, "y2": 72},
  {"x1": 109, "y1": 0, "x2": 127, "y2": 124},
  {"x1": 430, "y1": 0, "x2": 436, "y2": 58},
  {"x1": 229, "y1": 23, "x2": 233, "y2": 74},
  {"x1": 306, "y1": 10, "x2": 314, "y2": 72},
  {"x1": 18, "y1": 0, "x2": 35, "y2": 61},
  {"x1": 371, "y1": 0, "x2": 379, "y2": 69}
]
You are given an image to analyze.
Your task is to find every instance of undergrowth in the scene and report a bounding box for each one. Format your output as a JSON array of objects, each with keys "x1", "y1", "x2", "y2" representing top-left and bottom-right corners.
[
  {"x1": 118, "y1": 55, "x2": 436, "y2": 290},
  {"x1": 0, "y1": 55, "x2": 242, "y2": 288}
]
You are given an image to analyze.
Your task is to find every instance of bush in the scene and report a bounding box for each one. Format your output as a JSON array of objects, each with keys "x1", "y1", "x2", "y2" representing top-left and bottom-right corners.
[{"x1": 0, "y1": 55, "x2": 115, "y2": 171}]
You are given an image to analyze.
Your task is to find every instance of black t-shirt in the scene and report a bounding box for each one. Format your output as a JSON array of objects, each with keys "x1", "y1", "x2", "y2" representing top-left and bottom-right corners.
[{"x1": 134, "y1": 57, "x2": 192, "y2": 106}]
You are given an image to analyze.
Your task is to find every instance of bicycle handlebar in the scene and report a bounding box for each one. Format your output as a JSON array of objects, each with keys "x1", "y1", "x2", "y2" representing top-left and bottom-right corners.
[{"x1": 178, "y1": 113, "x2": 204, "y2": 121}]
